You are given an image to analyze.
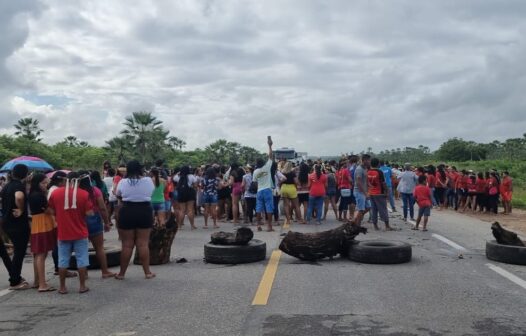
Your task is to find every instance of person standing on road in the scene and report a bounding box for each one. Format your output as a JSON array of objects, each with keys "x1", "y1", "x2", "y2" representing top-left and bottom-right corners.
[
  {"x1": 28, "y1": 173, "x2": 57, "y2": 292},
  {"x1": 306, "y1": 164, "x2": 327, "y2": 225},
  {"x1": 487, "y1": 171, "x2": 500, "y2": 215},
  {"x1": 280, "y1": 161, "x2": 303, "y2": 225},
  {"x1": 337, "y1": 160, "x2": 352, "y2": 222},
  {"x1": 201, "y1": 167, "x2": 221, "y2": 229},
  {"x1": 253, "y1": 137, "x2": 275, "y2": 232},
  {"x1": 115, "y1": 160, "x2": 156, "y2": 280},
  {"x1": 174, "y1": 166, "x2": 198, "y2": 230},
  {"x1": 48, "y1": 172, "x2": 94, "y2": 294},
  {"x1": 500, "y1": 171, "x2": 513, "y2": 215},
  {"x1": 368, "y1": 158, "x2": 392, "y2": 231},
  {"x1": 0, "y1": 164, "x2": 31, "y2": 290},
  {"x1": 379, "y1": 160, "x2": 397, "y2": 212},
  {"x1": 412, "y1": 175, "x2": 432, "y2": 231},
  {"x1": 323, "y1": 163, "x2": 338, "y2": 221},
  {"x1": 78, "y1": 170, "x2": 114, "y2": 279},
  {"x1": 297, "y1": 162, "x2": 310, "y2": 223},
  {"x1": 435, "y1": 166, "x2": 448, "y2": 210},
  {"x1": 241, "y1": 166, "x2": 257, "y2": 224},
  {"x1": 353, "y1": 154, "x2": 371, "y2": 227},
  {"x1": 397, "y1": 163, "x2": 417, "y2": 222}
]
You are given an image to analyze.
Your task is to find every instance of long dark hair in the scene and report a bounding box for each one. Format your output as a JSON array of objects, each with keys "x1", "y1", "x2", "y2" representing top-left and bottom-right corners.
[
  {"x1": 29, "y1": 173, "x2": 47, "y2": 195},
  {"x1": 90, "y1": 170, "x2": 105, "y2": 191},
  {"x1": 315, "y1": 164, "x2": 322, "y2": 179},
  {"x1": 438, "y1": 167, "x2": 447, "y2": 181},
  {"x1": 126, "y1": 160, "x2": 143, "y2": 186},
  {"x1": 205, "y1": 167, "x2": 216, "y2": 179},
  {"x1": 151, "y1": 168, "x2": 160, "y2": 187},
  {"x1": 178, "y1": 165, "x2": 190, "y2": 190},
  {"x1": 78, "y1": 170, "x2": 95, "y2": 201},
  {"x1": 49, "y1": 171, "x2": 67, "y2": 188},
  {"x1": 299, "y1": 162, "x2": 309, "y2": 185}
]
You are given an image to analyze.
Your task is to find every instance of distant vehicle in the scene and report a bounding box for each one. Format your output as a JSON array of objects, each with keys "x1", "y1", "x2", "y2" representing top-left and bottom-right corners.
[{"x1": 274, "y1": 148, "x2": 307, "y2": 164}]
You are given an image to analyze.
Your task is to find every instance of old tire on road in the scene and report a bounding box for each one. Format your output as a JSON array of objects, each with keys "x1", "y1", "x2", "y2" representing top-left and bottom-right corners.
[
  {"x1": 204, "y1": 239, "x2": 266, "y2": 264},
  {"x1": 348, "y1": 240, "x2": 412, "y2": 264},
  {"x1": 486, "y1": 240, "x2": 526, "y2": 266},
  {"x1": 69, "y1": 245, "x2": 122, "y2": 270}
]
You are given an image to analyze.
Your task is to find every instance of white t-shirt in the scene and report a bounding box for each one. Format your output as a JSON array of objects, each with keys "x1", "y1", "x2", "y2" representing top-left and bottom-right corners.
[
  {"x1": 253, "y1": 159, "x2": 273, "y2": 192},
  {"x1": 116, "y1": 177, "x2": 155, "y2": 202},
  {"x1": 173, "y1": 174, "x2": 197, "y2": 187},
  {"x1": 103, "y1": 177, "x2": 117, "y2": 202}
]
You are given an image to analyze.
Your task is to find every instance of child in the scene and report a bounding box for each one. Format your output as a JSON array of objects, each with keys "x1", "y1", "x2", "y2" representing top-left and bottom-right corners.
[{"x1": 412, "y1": 175, "x2": 432, "y2": 231}]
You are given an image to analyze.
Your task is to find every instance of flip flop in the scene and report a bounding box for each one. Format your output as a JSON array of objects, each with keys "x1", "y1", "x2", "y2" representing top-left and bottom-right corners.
[
  {"x1": 145, "y1": 273, "x2": 156, "y2": 279},
  {"x1": 58, "y1": 289, "x2": 68, "y2": 295},
  {"x1": 102, "y1": 273, "x2": 116, "y2": 279},
  {"x1": 114, "y1": 274, "x2": 125, "y2": 280},
  {"x1": 422, "y1": 229, "x2": 428, "y2": 232},
  {"x1": 411, "y1": 227, "x2": 419, "y2": 231},
  {"x1": 79, "y1": 288, "x2": 90, "y2": 294},
  {"x1": 38, "y1": 287, "x2": 57, "y2": 293}
]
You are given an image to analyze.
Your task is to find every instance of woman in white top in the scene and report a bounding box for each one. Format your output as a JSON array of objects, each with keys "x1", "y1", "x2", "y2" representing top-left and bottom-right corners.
[{"x1": 115, "y1": 160, "x2": 155, "y2": 280}]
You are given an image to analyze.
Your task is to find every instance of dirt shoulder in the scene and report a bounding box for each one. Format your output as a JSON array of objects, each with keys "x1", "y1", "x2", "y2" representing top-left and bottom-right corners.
[{"x1": 460, "y1": 207, "x2": 526, "y2": 238}]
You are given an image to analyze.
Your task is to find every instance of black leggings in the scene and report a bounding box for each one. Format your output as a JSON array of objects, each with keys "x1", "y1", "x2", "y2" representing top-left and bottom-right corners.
[
  {"x1": 488, "y1": 194, "x2": 499, "y2": 214},
  {"x1": 273, "y1": 195, "x2": 281, "y2": 221},
  {"x1": 245, "y1": 197, "x2": 256, "y2": 223},
  {"x1": 2, "y1": 223, "x2": 30, "y2": 286}
]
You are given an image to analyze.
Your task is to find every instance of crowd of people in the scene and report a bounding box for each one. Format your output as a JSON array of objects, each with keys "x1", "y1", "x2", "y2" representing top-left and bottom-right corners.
[{"x1": 0, "y1": 137, "x2": 514, "y2": 293}]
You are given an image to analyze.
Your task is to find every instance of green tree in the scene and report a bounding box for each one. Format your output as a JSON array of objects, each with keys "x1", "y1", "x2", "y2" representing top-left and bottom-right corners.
[
  {"x1": 121, "y1": 112, "x2": 169, "y2": 165},
  {"x1": 168, "y1": 136, "x2": 186, "y2": 151},
  {"x1": 14, "y1": 117, "x2": 43, "y2": 142}
]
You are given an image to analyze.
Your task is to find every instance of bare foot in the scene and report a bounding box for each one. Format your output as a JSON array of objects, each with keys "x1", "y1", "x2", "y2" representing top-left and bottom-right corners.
[
  {"x1": 145, "y1": 273, "x2": 156, "y2": 279},
  {"x1": 114, "y1": 274, "x2": 125, "y2": 280},
  {"x1": 102, "y1": 272, "x2": 116, "y2": 279},
  {"x1": 79, "y1": 287, "x2": 90, "y2": 294}
]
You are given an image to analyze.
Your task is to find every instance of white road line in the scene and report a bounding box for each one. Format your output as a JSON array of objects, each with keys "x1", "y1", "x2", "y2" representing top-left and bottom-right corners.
[
  {"x1": 486, "y1": 263, "x2": 526, "y2": 290},
  {"x1": 0, "y1": 288, "x2": 11, "y2": 297},
  {"x1": 432, "y1": 233, "x2": 468, "y2": 252}
]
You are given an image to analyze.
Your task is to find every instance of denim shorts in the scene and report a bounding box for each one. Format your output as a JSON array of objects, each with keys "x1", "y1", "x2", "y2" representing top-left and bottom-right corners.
[
  {"x1": 418, "y1": 206, "x2": 431, "y2": 217},
  {"x1": 354, "y1": 190, "x2": 371, "y2": 211},
  {"x1": 58, "y1": 238, "x2": 89, "y2": 269},
  {"x1": 202, "y1": 194, "x2": 218, "y2": 204},
  {"x1": 152, "y1": 202, "x2": 167, "y2": 212},
  {"x1": 326, "y1": 188, "x2": 337, "y2": 197},
  {"x1": 86, "y1": 214, "x2": 103, "y2": 237},
  {"x1": 256, "y1": 188, "x2": 274, "y2": 213}
]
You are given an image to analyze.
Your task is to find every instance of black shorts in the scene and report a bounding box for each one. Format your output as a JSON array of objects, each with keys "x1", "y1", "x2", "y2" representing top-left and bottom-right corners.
[
  {"x1": 177, "y1": 188, "x2": 196, "y2": 203},
  {"x1": 218, "y1": 187, "x2": 231, "y2": 201},
  {"x1": 119, "y1": 202, "x2": 153, "y2": 230},
  {"x1": 298, "y1": 193, "x2": 309, "y2": 203}
]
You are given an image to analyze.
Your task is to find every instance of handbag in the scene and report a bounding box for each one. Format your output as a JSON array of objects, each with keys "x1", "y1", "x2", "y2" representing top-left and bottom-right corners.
[
  {"x1": 489, "y1": 186, "x2": 498, "y2": 196},
  {"x1": 340, "y1": 188, "x2": 351, "y2": 197}
]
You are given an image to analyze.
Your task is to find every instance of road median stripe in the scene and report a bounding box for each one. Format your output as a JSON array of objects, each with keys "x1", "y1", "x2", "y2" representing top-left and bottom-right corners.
[
  {"x1": 252, "y1": 250, "x2": 282, "y2": 305},
  {"x1": 432, "y1": 233, "x2": 467, "y2": 251},
  {"x1": 486, "y1": 263, "x2": 526, "y2": 290}
]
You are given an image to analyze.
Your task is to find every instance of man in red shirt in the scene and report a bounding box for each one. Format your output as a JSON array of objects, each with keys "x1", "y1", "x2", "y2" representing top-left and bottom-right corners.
[
  {"x1": 48, "y1": 172, "x2": 94, "y2": 294},
  {"x1": 368, "y1": 158, "x2": 392, "y2": 231},
  {"x1": 413, "y1": 175, "x2": 432, "y2": 231}
]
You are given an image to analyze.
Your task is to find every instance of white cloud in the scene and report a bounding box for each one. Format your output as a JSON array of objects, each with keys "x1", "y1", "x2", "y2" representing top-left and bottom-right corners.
[{"x1": 2, "y1": 0, "x2": 526, "y2": 155}]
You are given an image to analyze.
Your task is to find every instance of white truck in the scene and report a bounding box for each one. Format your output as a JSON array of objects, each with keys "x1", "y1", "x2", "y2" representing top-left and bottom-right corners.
[{"x1": 273, "y1": 148, "x2": 307, "y2": 164}]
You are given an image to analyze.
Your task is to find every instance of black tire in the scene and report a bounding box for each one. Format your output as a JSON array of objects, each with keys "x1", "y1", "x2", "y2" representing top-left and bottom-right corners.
[
  {"x1": 348, "y1": 240, "x2": 412, "y2": 264},
  {"x1": 69, "y1": 245, "x2": 122, "y2": 270},
  {"x1": 204, "y1": 239, "x2": 266, "y2": 264},
  {"x1": 486, "y1": 240, "x2": 526, "y2": 266}
]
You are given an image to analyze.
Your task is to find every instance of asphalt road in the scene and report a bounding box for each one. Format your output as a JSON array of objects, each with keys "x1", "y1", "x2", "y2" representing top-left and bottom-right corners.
[{"x1": 0, "y1": 203, "x2": 525, "y2": 336}]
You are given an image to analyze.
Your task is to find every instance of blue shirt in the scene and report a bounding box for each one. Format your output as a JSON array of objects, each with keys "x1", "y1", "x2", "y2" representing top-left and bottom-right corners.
[{"x1": 380, "y1": 165, "x2": 392, "y2": 188}]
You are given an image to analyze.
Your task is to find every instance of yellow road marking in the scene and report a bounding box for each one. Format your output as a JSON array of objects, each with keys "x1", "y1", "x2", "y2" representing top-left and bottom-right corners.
[{"x1": 252, "y1": 250, "x2": 282, "y2": 305}]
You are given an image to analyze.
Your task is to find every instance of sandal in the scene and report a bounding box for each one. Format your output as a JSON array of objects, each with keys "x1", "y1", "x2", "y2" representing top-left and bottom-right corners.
[
  {"x1": 145, "y1": 273, "x2": 156, "y2": 279},
  {"x1": 79, "y1": 287, "x2": 90, "y2": 294},
  {"x1": 38, "y1": 286, "x2": 57, "y2": 293},
  {"x1": 102, "y1": 273, "x2": 116, "y2": 279},
  {"x1": 58, "y1": 289, "x2": 68, "y2": 295},
  {"x1": 114, "y1": 274, "x2": 125, "y2": 280}
]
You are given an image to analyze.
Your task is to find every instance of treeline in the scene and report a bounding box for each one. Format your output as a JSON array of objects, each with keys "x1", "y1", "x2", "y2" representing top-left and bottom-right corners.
[
  {"x1": 369, "y1": 136, "x2": 526, "y2": 164},
  {"x1": 0, "y1": 112, "x2": 263, "y2": 170}
]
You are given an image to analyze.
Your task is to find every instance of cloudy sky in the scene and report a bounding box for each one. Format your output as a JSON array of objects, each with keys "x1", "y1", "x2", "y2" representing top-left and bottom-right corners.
[{"x1": 1, "y1": 1, "x2": 526, "y2": 155}]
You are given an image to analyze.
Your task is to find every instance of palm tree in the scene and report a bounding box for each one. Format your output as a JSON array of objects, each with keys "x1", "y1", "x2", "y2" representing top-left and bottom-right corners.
[
  {"x1": 121, "y1": 112, "x2": 168, "y2": 164},
  {"x1": 14, "y1": 117, "x2": 43, "y2": 142},
  {"x1": 105, "y1": 136, "x2": 132, "y2": 164},
  {"x1": 168, "y1": 136, "x2": 186, "y2": 151}
]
